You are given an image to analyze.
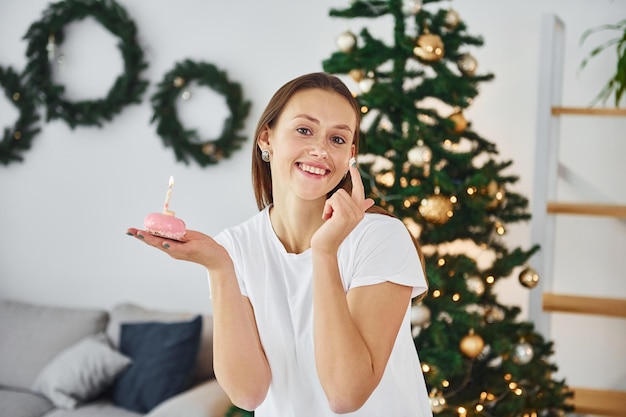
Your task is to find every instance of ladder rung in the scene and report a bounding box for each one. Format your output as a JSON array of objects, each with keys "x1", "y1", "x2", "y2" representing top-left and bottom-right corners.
[
  {"x1": 552, "y1": 106, "x2": 626, "y2": 117},
  {"x1": 547, "y1": 202, "x2": 626, "y2": 218},
  {"x1": 570, "y1": 387, "x2": 626, "y2": 417},
  {"x1": 543, "y1": 293, "x2": 626, "y2": 318}
]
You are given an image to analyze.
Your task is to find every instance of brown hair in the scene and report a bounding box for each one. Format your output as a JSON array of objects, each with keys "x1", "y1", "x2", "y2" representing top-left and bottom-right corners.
[{"x1": 251, "y1": 72, "x2": 360, "y2": 210}]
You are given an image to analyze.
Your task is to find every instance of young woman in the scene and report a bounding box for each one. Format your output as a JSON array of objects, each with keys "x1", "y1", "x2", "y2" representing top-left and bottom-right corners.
[{"x1": 128, "y1": 72, "x2": 432, "y2": 416}]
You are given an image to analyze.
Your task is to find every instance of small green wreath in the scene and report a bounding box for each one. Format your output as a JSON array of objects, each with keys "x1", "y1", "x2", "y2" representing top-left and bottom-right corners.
[
  {"x1": 0, "y1": 66, "x2": 41, "y2": 165},
  {"x1": 151, "y1": 59, "x2": 251, "y2": 166},
  {"x1": 22, "y1": 0, "x2": 148, "y2": 128}
]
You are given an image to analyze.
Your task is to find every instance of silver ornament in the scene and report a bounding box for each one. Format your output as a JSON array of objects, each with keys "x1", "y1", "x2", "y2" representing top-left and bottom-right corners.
[
  {"x1": 359, "y1": 78, "x2": 374, "y2": 93},
  {"x1": 512, "y1": 342, "x2": 534, "y2": 365},
  {"x1": 410, "y1": 304, "x2": 431, "y2": 327},
  {"x1": 429, "y1": 391, "x2": 446, "y2": 413},
  {"x1": 336, "y1": 30, "x2": 357, "y2": 53},
  {"x1": 465, "y1": 276, "x2": 485, "y2": 295},
  {"x1": 457, "y1": 53, "x2": 478, "y2": 76},
  {"x1": 402, "y1": 0, "x2": 422, "y2": 15},
  {"x1": 407, "y1": 140, "x2": 432, "y2": 167}
]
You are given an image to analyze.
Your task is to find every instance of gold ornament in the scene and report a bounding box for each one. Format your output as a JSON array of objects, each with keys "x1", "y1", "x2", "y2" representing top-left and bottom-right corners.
[
  {"x1": 375, "y1": 171, "x2": 395, "y2": 188},
  {"x1": 12, "y1": 92, "x2": 20, "y2": 101},
  {"x1": 349, "y1": 69, "x2": 364, "y2": 82},
  {"x1": 457, "y1": 53, "x2": 478, "y2": 76},
  {"x1": 202, "y1": 142, "x2": 216, "y2": 155},
  {"x1": 448, "y1": 112, "x2": 467, "y2": 134},
  {"x1": 484, "y1": 180, "x2": 506, "y2": 209},
  {"x1": 418, "y1": 187, "x2": 454, "y2": 224},
  {"x1": 336, "y1": 30, "x2": 357, "y2": 53},
  {"x1": 444, "y1": 9, "x2": 460, "y2": 29},
  {"x1": 518, "y1": 267, "x2": 539, "y2": 289},
  {"x1": 173, "y1": 76, "x2": 185, "y2": 88},
  {"x1": 460, "y1": 330, "x2": 484, "y2": 358},
  {"x1": 413, "y1": 31, "x2": 444, "y2": 62}
]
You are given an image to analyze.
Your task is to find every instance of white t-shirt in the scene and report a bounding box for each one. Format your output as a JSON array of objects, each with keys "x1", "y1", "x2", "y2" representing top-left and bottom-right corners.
[{"x1": 213, "y1": 207, "x2": 433, "y2": 417}]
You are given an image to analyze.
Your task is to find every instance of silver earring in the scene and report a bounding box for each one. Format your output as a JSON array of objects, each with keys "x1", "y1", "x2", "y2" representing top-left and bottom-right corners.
[{"x1": 261, "y1": 149, "x2": 270, "y2": 162}]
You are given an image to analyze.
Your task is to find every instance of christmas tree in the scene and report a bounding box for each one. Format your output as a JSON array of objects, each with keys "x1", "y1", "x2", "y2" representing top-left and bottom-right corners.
[{"x1": 322, "y1": 1, "x2": 573, "y2": 416}]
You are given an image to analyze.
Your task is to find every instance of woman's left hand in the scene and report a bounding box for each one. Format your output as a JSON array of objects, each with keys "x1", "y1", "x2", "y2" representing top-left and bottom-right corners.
[{"x1": 311, "y1": 164, "x2": 374, "y2": 254}]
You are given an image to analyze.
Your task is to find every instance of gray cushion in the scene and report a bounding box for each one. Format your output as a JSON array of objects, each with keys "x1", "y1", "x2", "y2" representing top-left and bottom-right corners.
[
  {"x1": 0, "y1": 388, "x2": 54, "y2": 417},
  {"x1": 106, "y1": 303, "x2": 214, "y2": 383},
  {"x1": 43, "y1": 399, "x2": 143, "y2": 417},
  {"x1": 32, "y1": 333, "x2": 132, "y2": 409},
  {"x1": 0, "y1": 299, "x2": 108, "y2": 390}
]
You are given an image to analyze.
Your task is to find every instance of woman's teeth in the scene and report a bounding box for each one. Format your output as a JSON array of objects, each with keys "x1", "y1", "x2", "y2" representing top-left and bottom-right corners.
[{"x1": 299, "y1": 163, "x2": 327, "y2": 176}]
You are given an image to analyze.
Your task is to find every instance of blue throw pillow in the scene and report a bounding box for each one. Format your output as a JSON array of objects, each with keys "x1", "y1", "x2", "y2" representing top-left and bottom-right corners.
[{"x1": 112, "y1": 315, "x2": 202, "y2": 413}]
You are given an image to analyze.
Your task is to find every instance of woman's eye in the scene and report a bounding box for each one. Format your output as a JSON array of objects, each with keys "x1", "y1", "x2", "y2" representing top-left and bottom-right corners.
[
  {"x1": 296, "y1": 127, "x2": 311, "y2": 135},
  {"x1": 331, "y1": 136, "x2": 346, "y2": 144}
]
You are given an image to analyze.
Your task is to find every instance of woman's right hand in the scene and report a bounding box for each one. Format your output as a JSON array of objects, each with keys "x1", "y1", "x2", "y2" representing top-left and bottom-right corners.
[{"x1": 126, "y1": 228, "x2": 233, "y2": 272}]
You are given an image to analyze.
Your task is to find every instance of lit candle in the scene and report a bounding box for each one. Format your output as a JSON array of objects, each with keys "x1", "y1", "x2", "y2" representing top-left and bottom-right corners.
[{"x1": 163, "y1": 176, "x2": 175, "y2": 215}]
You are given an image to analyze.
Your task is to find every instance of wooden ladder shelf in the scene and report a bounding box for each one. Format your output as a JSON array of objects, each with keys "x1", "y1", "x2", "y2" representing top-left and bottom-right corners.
[{"x1": 530, "y1": 14, "x2": 626, "y2": 417}]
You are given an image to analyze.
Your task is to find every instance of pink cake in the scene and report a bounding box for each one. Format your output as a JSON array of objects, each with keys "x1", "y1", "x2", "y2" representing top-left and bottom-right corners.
[{"x1": 144, "y1": 212, "x2": 187, "y2": 240}]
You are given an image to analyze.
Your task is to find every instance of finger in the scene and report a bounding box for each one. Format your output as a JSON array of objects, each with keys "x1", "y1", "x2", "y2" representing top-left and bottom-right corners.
[
  {"x1": 349, "y1": 165, "x2": 375, "y2": 213},
  {"x1": 349, "y1": 165, "x2": 365, "y2": 202}
]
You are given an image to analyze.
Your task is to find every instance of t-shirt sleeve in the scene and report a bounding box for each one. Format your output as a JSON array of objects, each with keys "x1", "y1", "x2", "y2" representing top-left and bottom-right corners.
[
  {"x1": 210, "y1": 230, "x2": 249, "y2": 298},
  {"x1": 349, "y1": 215, "x2": 427, "y2": 299}
]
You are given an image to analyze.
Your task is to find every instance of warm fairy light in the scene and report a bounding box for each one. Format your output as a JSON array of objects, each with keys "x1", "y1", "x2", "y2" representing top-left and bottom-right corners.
[
  {"x1": 467, "y1": 187, "x2": 475, "y2": 195},
  {"x1": 438, "y1": 258, "x2": 446, "y2": 266},
  {"x1": 360, "y1": 105, "x2": 369, "y2": 113},
  {"x1": 410, "y1": 178, "x2": 419, "y2": 186},
  {"x1": 442, "y1": 380, "x2": 449, "y2": 387},
  {"x1": 404, "y1": 199, "x2": 411, "y2": 208},
  {"x1": 446, "y1": 210, "x2": 454, "y2": 218},
  {"x1": 422, "y1": 364, "x2": 430, "y2": 372},
  {"x1": 400, "y1": 177, "x2": 408, "y2": 187},
  {"x1": 452, "y1": 293, "x2": 460, "y2": 302},
  {"x1": 504, "y1": 373, "x2": 512, "y2": 381},
  {"x1": 480, "y1": 392, "x2": 487, "y2": 400},
  {"x1": 486, "y1": 275, "x2": 495, "y2": 284},
  {"x1": 508, "y1": 382, "x2": 518, "y2": 390},
  {"x1": 457, "y1": 406, "x2": 467, "y2": 416},
  {"x1": 432, "y1": 289, "x2": 441, "y2": 298},
  {"x1": 450, "y1": 195, "x2": 458, "y2": 203},
  {"x1": 475, "y1": 404, "x2": 484, "y2": 412},
  {"x1": 514, "y1": 388, "x2": 523, "y2": 395},
  {"x1": 495, "y1": 222, "x2": 505, "y2": 235}
]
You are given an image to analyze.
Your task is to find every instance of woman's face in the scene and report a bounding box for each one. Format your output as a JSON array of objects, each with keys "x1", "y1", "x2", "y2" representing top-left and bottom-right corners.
[{"x1": 260, "y1": 88, "x2": 357, "y2": 204}]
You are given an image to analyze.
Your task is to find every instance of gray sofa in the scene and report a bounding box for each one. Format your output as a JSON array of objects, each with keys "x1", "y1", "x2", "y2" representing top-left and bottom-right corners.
[{"x1": 0, "y1": 299, "x2": 233, "y2": 417}]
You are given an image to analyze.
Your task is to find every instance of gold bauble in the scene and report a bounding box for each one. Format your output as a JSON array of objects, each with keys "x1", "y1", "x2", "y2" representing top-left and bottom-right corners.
[
  {"x1": 444, "y1": 9, "x2": 460, "y2": 29},
  {"x1": 413, "y1": 33, "x2": 444, "y2": 62},
  {"x1": 518, "y1": 267, "x2": 539, "y2": 289},
  {"x1": 418, "y1": 194, "x2": 453, "y2": 224},
  {"x1": 349, "y1": 69, "x2": 364, "y2": 82},
  {"x1": 173, "y1": 76, "x2": 185, "y2": 88},
  {"x1": 460, "y1": 331, "x2": 484, "y2": 358},
  {"x1": 448, "y1": 112, "x2": 467, "y2": 134}
]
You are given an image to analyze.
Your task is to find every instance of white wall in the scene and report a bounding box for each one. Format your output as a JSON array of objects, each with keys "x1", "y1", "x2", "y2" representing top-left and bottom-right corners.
[{"x1": 1, "y1": 0, "x2": 624, "y2": 394}]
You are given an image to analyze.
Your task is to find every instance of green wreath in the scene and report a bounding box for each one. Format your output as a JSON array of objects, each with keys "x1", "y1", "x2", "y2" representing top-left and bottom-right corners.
[
  {"x1": 22, "y1": 0, "x2": 148, "y2": 129},
  {"x1": 0, "y1": 66, "x2": 41, "y2": 165},
  {"x1": 151, "y1": 59, "x2": 251, "y2": 166}
]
